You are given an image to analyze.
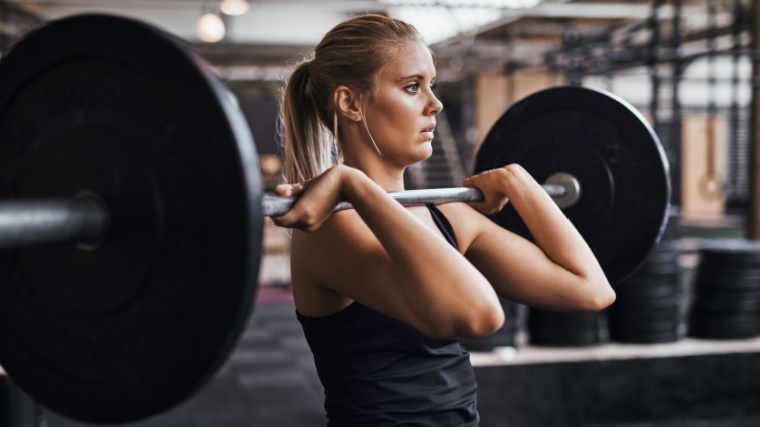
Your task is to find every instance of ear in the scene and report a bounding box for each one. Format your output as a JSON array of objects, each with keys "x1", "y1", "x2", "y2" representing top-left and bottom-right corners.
[{"x1": 333, "y1": 86, "x2": 363, "y2": 123}]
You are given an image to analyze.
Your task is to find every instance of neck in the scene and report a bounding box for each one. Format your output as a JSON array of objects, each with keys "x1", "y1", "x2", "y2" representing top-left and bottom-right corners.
[
  {"x1": 340, "y1": 120, "x2": 407, "y2": 192},
  {"x1": 342, "y1": 151, "x2": 406, "y2": 192}
]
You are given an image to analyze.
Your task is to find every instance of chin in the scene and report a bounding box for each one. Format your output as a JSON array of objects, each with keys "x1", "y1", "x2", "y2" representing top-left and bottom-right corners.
[
  {"x1": 394, "y1": 141, "x2": 434, "y2": 166},
  {"x1": 413, "y1": 143, "x2": 433, "y2": 162}
]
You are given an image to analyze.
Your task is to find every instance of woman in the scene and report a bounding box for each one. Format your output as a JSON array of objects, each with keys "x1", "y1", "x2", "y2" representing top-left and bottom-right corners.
[{"x1": 272, "y1": 14, "x2": 615, "y2": 426}]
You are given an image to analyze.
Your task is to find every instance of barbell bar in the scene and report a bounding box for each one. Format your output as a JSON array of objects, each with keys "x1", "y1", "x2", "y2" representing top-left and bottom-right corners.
[
  {"x1": 0, "y1": 14, "x2": 669, "y2": 425},
  {"x1": 0, "y1": 173, "x2": 576, "y2": 250},
  {"x1": 261, "y1": 172, "x2": 579, "y2": 217}
]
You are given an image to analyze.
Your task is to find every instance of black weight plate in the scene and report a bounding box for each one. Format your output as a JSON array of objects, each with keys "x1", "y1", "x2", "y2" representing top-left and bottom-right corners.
[
  {"x1": 608, "y1": 318, "x2": 680, "y2": 333},
  {"x1": 688, "y1": 327, "x2": 760, "y2": 340},
  {"x1": 658, "y1": 208, "x2": 681, "y2": 242},
  {"x1": 694, "y1": 274, "x2": 760, "y2": 292},
  {"x1": 636, "y1": 261, "x2": 681, "y2": 276},
  {"x1": 688, "y1": 317, "x2": 760, "y2": 339},
  {"x1": 609, "y1": 328, "x2": 680, "y2": 344},
  {"x1": 609, "y1": 304, "x2": 679, "y2": 322},
  {"x1": 609, "y1": 296, "x2": 680, "y2": 312},
  {"x1": 615, "y1": 274, "x2": 678, "y2": 299},
  {"x1": 620, "y1": 271, "x2": 679, "y2": 287},
  {"x1": 529, "y1": 327, "x2": 602, "y2": 347},
  {"x1": 699, "y1": 239, "x2": 760, "y2": 266},
  {"x1": 474, "y1": 87, "x2": 670, "y2": 285},
  {"x1": 694, "y1": 287, "x2": 760, "y2": 301},
  {"x1": 691, "y1": 297, "x2": 760, "y2": 312},
  {"x1": 615, "y1": 284, "x2": 676, "y2": 300},
  {"x1": 527, "y1": 308, "x2": 603, "y2": 328},
  {"x1": 688, "y1": 309, "x2": 760, "y2": 325},
  {"x1": 0, "y1": 15, "x2": 262, "y2": 423},
  {"x1": 644, "y1": 249, "x2": 679, "y2": 265},
  {"x1": 612, "y1": 293, "x2": 679, "y2": 308},
  {"x1": 696, "y1": 264, "x2": 760, "y2": 279}
]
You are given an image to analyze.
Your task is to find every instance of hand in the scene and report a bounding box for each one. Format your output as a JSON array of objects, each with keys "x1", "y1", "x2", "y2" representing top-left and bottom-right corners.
[
  {"x1": 463, "y1": 164, "x2": 526, "y2": 215},
  {"x1": 270, "y1": 165, "x2": 347, "y2": 232}
]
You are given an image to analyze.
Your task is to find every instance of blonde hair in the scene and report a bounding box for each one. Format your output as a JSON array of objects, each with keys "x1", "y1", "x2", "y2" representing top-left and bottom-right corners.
[{"x1": 280, "y1": 14, "x2": 424, "y2": 183}]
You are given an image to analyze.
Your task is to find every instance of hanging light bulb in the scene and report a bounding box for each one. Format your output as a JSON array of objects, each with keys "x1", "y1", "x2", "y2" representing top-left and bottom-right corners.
[
  {"x1": 220, "y1": 0, "x2": 250, "y2": 16},
  {"x1": 197, "y1": 12, "x2": 225, "y2": 43}
]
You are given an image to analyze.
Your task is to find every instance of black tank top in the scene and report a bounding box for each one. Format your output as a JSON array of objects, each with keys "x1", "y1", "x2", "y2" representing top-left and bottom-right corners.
[{"x1": 297, "y1": 204, "x2": 479, "y2": 426}]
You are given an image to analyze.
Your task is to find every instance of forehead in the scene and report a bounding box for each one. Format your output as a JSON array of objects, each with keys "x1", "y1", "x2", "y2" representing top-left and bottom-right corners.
[{"x1": 377, "y1": 42, "x2": 436, "y2": 80}]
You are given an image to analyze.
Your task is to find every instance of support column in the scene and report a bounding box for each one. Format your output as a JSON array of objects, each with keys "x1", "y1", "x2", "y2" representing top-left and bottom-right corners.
[{"x1": 750, "y1": 0, "x2": 760, "y2": 238}]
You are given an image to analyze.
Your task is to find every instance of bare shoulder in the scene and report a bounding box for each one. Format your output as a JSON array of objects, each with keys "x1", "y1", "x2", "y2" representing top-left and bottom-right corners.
[
  {"x1": 290, "y1": 209, "x2": 386, "y2": 316},
  {"x1": 291, "y1": 209, "x2": 382, "y2": 282},
  {"x1": 435, "y1": 202, "x2": 491, "y2": 253},
  {"x1": 292, "y1": 209, "x2": 377, "y2": 254}
]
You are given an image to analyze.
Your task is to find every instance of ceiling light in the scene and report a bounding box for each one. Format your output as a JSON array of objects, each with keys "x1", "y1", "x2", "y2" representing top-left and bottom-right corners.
[
  {"x1": 220, "y1": 0, "x2": 250, "y2": 16},
  {"x1": 197, "y1": 12, "x2": 225, "y2": 43}
]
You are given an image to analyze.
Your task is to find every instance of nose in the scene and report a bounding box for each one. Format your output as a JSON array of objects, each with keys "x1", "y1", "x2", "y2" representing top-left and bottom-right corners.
[{"x1": 427, "y1": 91, "x2": 443, "y2": 116}]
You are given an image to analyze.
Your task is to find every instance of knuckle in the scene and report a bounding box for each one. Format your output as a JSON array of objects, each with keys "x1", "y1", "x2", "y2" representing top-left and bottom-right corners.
[{"x1": 302, "y1": 209, "x2": 315, "y2": 224}]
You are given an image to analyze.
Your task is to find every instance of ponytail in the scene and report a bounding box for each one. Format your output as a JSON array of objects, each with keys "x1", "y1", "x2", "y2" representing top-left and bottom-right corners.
[{"x1": 281, "y1": 60, "x2": 337, "y2": 183}]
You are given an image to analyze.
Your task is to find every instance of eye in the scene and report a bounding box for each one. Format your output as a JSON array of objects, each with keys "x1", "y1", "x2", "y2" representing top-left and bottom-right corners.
[
  {"x1": 405, "y1": 82, "x2": 421, "y2": 94},
  {"x1": 430, "y1": 82, "x2": 438, "y2": 91}
]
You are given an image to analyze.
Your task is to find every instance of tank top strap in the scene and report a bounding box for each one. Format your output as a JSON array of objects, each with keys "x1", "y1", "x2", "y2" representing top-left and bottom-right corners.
[{"x1": 426, "y1": 204, "x2": 459, "y2": 251}]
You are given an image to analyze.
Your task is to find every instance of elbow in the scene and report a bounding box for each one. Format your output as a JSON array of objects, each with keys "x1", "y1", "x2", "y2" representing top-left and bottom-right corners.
[
  {"x1": 579, "y1": 283, "x2": 616, "y2": 312},
  {"x1": 423, "y1": 301, "x2": 505, "y2": 340},
  {"x1": 464, "y1": 307, "x2": 505, "y2": 339}
]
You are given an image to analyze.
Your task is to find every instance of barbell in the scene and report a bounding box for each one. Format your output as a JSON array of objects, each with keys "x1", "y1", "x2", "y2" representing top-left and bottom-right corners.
[{"x1": 0, "y1": 14, "x2": 670, "y2": 424}]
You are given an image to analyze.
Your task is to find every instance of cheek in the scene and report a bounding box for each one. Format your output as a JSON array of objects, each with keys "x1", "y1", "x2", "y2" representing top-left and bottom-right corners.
[{"x1": 370, "y1": 97, "x2": 417, "y2": 134}]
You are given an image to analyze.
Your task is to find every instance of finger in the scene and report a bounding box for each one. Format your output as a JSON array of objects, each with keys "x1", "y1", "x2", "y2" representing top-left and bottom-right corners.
[
  {"x1": 274, "y1": 183, "x2": 305, "y2": 197},
  {"x1": 271, "y1": 210, "x2": 301, "y2": 229},
  {"x1": 300, "y1": 178, "x2": 316, "y2": 190},
  {"x1": 274, "y1": 183, "x2": 296, "y2": 196},
  {"x1": 288, "y1": 183, "x2": 306, "y2": 196},
  {"x1": 463, "y1": 178, "x2": 479, "y2": 190}
]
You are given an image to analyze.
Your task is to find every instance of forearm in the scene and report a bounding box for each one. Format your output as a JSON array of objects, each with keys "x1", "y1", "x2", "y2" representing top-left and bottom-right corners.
[
  {"x1": 340, "y1": 167, "x2": 503, "y2": 337},
  {"x1": 501, "y1": 166, "x2": 606, "y2": 283}
]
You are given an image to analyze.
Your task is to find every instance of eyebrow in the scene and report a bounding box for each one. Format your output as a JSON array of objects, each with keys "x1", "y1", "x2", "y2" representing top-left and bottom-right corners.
[{"x1": 396, "y1": 74, "x2": 436, "y2": 82}]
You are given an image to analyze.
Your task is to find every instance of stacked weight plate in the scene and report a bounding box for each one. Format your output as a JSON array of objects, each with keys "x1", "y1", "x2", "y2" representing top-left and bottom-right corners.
[
  {"x1": 461, "y1": 298, "x2": 517, "y2": 351},
  {"x1": 608, "y1": 214, "x2": 681, "y2": 344},
  {"x1": 688, "y1": 239, "x2": 760, "y2": 339},
  {"x1": 528, "y1": 308, "x2": 604, "y2": 346}
]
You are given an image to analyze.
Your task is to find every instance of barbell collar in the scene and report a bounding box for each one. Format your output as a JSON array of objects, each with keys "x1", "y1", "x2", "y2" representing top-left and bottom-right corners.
[
  {"x1": 0, "y1": 197, "x2": 108, "y2": 250},
  {"x1": 544, "y1": 172, "x2": 581, "y2": 209}
]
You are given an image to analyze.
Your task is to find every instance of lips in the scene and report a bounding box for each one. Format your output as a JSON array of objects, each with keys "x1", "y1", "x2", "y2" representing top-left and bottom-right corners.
[
  {"x1": 421, "y1": 122, "x2": 436, "y2": 140},
  {"x1": 421, "y1": 126, "x2": 435, "y2": 140}
]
